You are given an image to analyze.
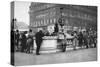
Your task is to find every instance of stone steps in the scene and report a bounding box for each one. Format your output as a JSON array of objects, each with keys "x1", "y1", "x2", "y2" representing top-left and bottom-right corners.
[{"x1": 32, "y1": 47, "x2": 81, "y2": 53}]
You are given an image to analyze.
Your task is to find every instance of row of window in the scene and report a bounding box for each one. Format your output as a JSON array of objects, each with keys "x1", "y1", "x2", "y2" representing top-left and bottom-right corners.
[
  {"x1": 62, "y1": 11, "x2": 95, "y2": 21},
  {"x1": 32, "y1": 18, "x2": 56, "y2": 27},
  {"x1": 31, "y1": 4, "x2": 55, "y2": 13},
  {"x1": 36, "y1": 11, "x2": 56, "y2": 19}
]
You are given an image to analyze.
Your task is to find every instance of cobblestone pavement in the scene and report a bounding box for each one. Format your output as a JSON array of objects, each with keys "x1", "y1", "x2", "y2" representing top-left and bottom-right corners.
[{"x1": 14, "y1": 48, "x2": 97, "y2": 66}]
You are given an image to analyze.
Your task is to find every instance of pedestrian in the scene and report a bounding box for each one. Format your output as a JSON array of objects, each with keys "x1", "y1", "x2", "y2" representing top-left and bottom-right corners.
[
  {"x1": 88, "y1": 30, "x2": 97, "y2": 48},
  {"x1": 18, "y1": 33, "x2": 22, "y2": 52},
  {"x1": 78, "y1": 32, "x2": 83, "y2": 48},
  {"x1": 26, "y1": 29, "x2": 34, "y2": 53},
  {"x1": 62, "y1": 33, "x2": 67, "y2": 52},
  {"x1": 15, "y1": 30, "x2": 20, "y2": 51},
  {"x1": 93, "y1": 31, "x2": 97, "y2": 48},
  {"x1": 73, "y1": 31, "x2": 78, "y2": 50},
  {"x1": 35, "y1": 30, "x2": 44, "y2": 55},
  {"x1": 57, "y1": 31, "x2": 66, "y2": 52},
  {"x1": 11, "y1": 30, "x2": 15, "y2": 52},
  {"x1": 83, "y1": 31, "x2": 88, "y2": 48},
  {"x1": 21, "y1": 31, "x2": 27, "y2": 52}
]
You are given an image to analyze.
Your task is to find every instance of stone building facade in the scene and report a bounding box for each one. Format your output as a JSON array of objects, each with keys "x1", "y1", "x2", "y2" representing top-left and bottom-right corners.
[{"x1": 29, "y1": 2, "x2": 97, "y2": 33}]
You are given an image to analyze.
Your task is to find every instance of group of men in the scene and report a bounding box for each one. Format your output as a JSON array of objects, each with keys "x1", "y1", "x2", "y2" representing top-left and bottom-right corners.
[
  {"x1": 14, "y1": 29, "x2": 44, "y2": 55},
  {"x1": 75, "y1": 30, "x2": 97, "y2": 49},
  {"x1": 57, "y1": 29, "x2": 97, "y2": 52}
]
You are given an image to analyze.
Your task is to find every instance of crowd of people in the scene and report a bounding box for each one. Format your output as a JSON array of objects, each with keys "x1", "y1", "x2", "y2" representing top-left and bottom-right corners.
[
  {"x1": 72, "y1": 29, "x2": 97, "y2": 50},
  {"x1": 13, "y1": 29, "x2": 44, "y2": 55},
  {"x1": 56, "y1": 29, "x2": 97, "y2": 52},
  {"x1": 14, "y1": 29, "x2": 33, "y2": 53},
  {"x1": 77, "y1": 30, "x2": 97, "y2": 48},
  {"x1": 12, "y1": 28, "x2": 97, "y2": 55}
]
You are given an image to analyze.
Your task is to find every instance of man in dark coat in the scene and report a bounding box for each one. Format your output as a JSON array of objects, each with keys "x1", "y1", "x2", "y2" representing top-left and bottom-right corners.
[
  {"x1": 11, "y1": 30, "x2": 14, "y2": 52},
  {"x1": 78, "y1": 32, "x2": 83, "y2": 48},
  {"x1": 15, "y1": 30, "x2": 20, "y2": 51},
  {"x1": 35, "y1": 30, "x2": 44, "y2": 55},
  {"x1": 21, "y1": 32, "x2": 27, "y2": 52},
  {"x1": 83, "y1": 31, "x2": 88, "y2": 48}
]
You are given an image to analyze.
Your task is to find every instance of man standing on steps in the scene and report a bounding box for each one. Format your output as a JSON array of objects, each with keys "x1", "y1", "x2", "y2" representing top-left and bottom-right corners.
[{"x1": 35, "y1": 30, "x2": 44, "y2": 55}]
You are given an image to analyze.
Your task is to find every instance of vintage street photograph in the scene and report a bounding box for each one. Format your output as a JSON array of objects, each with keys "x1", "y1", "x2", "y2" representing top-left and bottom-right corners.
[{"x1": 11, "y1": 1, "x2": 97, "y2": 66}]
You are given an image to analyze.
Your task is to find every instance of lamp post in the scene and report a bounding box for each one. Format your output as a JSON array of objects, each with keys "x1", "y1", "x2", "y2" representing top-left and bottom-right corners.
[
  {"x1": 11, "y1": 18, "x2": 17, "y2": 31},
  {"x1": 54, "y1": 7, "x2": 65, "y2": 33},
  {"x1": 58, "y1": 7, "x2": 65, "y2": 32}
]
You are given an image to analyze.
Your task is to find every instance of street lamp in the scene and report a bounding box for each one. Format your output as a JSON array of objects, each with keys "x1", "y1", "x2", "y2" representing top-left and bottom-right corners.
[
  {"x1": 54, "y1": 7, "x2": 65, "y2": 33},
  {"x1": 58, "y1": 7, "x2": 65, "y2": 32},
  {"x1": 11, "y1": 18, "x2": 17, "y2": 31}
]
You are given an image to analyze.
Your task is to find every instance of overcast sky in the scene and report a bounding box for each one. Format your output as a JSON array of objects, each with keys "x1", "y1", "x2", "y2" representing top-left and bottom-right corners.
[{"x1": 14, "y1": 1, "x2": 31, "y2": 25}]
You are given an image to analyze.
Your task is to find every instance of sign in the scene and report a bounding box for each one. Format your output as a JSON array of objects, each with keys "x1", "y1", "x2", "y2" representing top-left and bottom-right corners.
[{"x1": 47, "y1": 25, "x2": 54, "y2": 34}]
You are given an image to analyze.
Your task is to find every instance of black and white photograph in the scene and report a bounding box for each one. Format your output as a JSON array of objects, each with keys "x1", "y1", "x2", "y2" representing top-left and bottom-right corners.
[{"x1": 10, "y1": 1, "x2": 97, "y2": 66}]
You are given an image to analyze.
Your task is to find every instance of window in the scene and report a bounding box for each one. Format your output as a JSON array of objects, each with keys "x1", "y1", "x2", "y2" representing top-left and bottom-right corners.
[
  {"x1": 44, "y1": 19, "x2": 46, "y2": 25},
  {"x1": 34, "y1": 22, "x2": 36, "y2": 27},
  {"x1": 35, "y1": 21, "x2": 37, "y2": 27},
  {"x1": 53, "y1": 18, "x2": 56, "y2": 23},
  {"x1": 37, "y1": 21, "x2": 40, "y2": 26},
  {"x1": 50, "y1": 19, "x2": 52, "y2": 24},
  {"x1": 41, "y1": 20, "x2": 43, "y2": 25},
  {"x1": 46, "y1": 19, "x2": 49, "y2": 25}
]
